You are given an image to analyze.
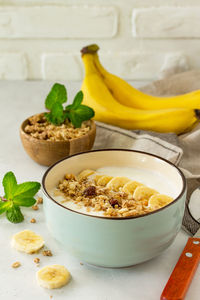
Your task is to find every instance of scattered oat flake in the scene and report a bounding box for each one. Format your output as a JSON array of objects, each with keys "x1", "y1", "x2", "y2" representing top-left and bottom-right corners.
[
  {"x1": 32, "y1": 205, "x2": 39, "y2": 211},
  {"x1": 42, "y1": 250, "x2": 52, "y2": 256},
  {"x1": 34, "y1": 258, "x2": 40, "y2": 264},
  {"x1": 30, "y1": 218, "x2": 36, "y2": 223},
  {"x1": 37, "y1": 197, "x2": 43, "y2": 204},
  {"x1": 12, "y1": 262, "x2": 21, "y2": 268}
]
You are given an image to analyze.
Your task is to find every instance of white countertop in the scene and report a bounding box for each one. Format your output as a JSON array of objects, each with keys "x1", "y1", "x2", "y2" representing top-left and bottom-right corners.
[{"x1": 0, "y1": 80, "x2": 199, "y2": 300}]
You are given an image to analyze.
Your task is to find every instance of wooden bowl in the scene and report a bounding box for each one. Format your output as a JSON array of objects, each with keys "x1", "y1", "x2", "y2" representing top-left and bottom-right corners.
[{"x1": 20, "y1": 115, "x2": 96, "y2": 166}]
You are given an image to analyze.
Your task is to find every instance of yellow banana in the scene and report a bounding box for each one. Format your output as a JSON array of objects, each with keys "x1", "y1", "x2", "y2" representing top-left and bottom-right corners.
[
  {"x1": 81, "y1": 51, "x2": 198, "y2": 134},
  {"x1": 83, "y1": 44, "x2": 200, "y2": 110}
]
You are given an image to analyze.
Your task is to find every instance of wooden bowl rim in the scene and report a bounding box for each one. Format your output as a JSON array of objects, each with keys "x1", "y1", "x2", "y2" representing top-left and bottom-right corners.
[{"x1": 20, "y1": 113, "x2": 96, "y2": 144}]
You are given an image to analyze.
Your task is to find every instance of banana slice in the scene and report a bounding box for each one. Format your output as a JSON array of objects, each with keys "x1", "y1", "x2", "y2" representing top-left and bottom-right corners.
[
  {"x1": 78, "y1": 169, "x2": 95, "y2": 180},
  {"x1": 133, "y1": 186, "x2": 158, "y2": 201},
  {"x1": 93, "y1": 174, "x2": 104, "y2": 183},
  {"x1": 97, "y1": 175, "x2": 113, "y2": 186},
  {"x1": 36, "y1": 265, "x2": 70, "y2": 289},
  {"x1": 107, "y1": 177, "x2": 131, "y2": 191},
  {"x1": 11, "y1": 230, "x2": 44, "y2": 254},
  {"x1": 122, "y1": 181, "x2": 144, "y2": 194},
  {"x1": 149, "y1": 194, "x2": 173, "y2": 209}
]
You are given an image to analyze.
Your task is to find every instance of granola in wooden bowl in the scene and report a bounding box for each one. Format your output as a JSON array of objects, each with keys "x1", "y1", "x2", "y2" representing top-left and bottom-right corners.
[{"x1": 20, "y1": 83, "x2": 96, "y2": 166}]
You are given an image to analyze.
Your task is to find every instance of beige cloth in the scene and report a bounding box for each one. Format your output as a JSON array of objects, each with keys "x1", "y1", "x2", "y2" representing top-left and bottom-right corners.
[
  {"x1": 93, "y1": 70, "x2": 200, "y2": 179},
  {"x1": 142, "y1": 70, "x2": 200, "y2": 178}
]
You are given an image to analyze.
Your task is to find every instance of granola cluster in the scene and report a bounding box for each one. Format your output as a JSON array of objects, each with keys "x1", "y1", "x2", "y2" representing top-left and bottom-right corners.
[
  {"x1": 55, "y1": 173, "x2": 154, "y2": 218},
  {"x1": 24, "y1": 113, "x2": 91, "y2": 141}
]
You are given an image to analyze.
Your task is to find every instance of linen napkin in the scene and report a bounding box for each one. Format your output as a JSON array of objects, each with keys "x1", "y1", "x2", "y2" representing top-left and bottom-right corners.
[
  {"x1": 94, "y1": 122, "x2": 182, "y2": 165},
  {"x1": 92, "y1": 70, "x2": 200, "y2": 234}
]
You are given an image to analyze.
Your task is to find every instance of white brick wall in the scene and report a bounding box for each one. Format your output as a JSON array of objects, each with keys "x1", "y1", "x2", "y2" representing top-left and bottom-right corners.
[
  {"x1": 0, "y1": 6, "x2": 118, "y2": 38},
  {"x1": 132, "y1": 7, "x2": 200, "y2": 38},
  {"x1": 0, "y1": 53, "x2": 27, "y2": 79},
  {"x1": 42, "y1": 53, "x2": 82, "y2": 80},
  {"x1": 0, "y1": 1, "x2": 199, "y2": 81}
]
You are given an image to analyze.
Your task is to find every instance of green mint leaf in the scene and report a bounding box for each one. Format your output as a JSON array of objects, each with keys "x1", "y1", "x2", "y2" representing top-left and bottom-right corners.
[
  {"x1": 63, "y1": 110, "x2": 70, "y2": 120},
  {"x1": 13, "y1": 197, "x2": 36, "y2": 207},
  {"x1": 13, "y1": 181, "x2": 40, "y2": 207},
  {"x1": 3, "y1": 171, "x2": 17, "y2": 200},
  {"x1": 77, "y1": 105, "x2": 95, "y2": 120},
  {"x1": 14, "y1": 182, "x2": 41, "y2": 198},
  {"x1": 45, "y1": 83, "x2": 67, "y2": 110},
  {"x1": 68, "y1": 111, "x2": 82, "y2": 128},
  {"x1": 1, "y1": 172, "x2": 40, "y2": 224},
  {"x1": 6, "y1": 205, "x2": 24, "y2": 223},
  {"x1": 71, "y1": 91, "x2": 83, "y2": 109},
  {"x1": 68, "y1": 105, "x2": 95, "y2": 128},
  {"x1": 0, "y1": 200, "x2": 11, "y2": 215},
  {"x1": 45, "y1": 102, "x2": 65, "y2": 125}
]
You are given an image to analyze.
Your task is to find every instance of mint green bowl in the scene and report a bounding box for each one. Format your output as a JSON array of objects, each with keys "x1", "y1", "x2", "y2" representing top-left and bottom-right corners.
[{"x1": 42, "y1": 149, "x2": 186, "y2": 268}]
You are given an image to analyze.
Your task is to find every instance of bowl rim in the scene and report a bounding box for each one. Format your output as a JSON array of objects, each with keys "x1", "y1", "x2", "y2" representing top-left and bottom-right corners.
[
  {"x1": 42, "y1": 149, "x2": 186, "y2": 220},
  {"x1": 20, "y1": 113, "x2": 96, "y2": 144}
]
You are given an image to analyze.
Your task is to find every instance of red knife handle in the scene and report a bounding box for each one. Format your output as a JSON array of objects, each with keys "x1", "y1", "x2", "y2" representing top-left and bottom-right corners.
[{"x1": 160, "y1": 237, "x2": 200, "y2": 300}]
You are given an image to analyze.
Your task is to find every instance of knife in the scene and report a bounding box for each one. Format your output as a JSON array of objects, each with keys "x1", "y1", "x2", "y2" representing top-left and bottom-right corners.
[
  {"x1": 160, "y1": 179, "x2": 200, "y2": 300},
  {"x1": 160, "y1": 228, "x2": 200, "y2": 300}
]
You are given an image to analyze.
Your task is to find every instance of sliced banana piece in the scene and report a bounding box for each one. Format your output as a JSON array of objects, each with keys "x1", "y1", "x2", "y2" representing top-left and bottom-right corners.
[
  {"x1": 11, "y1": 230, "x2": 44, "y2": 254},
  {"x1": 133, "y1": 186, "x2": 158, "y2": 201},
  {"x1": 97, "y1": 175, "x2": 113, "y2": 186},
  {"x1": 107, "y1": 176, "x2": 131, "y2": 191},
  {"x1": 93, "y1": 174, "x2": 104, "y2": 183},
  {"x1": 149, "y1": 194, "x2": 173, "y2": 209},
  {"x1": 122, "y1": 181, "x2": 144, "y2": 194},
  {"x1": 36, "y1": 265, "x2": 70, "y2": 289},
  {"x1": 78, "y1": 169, "x2": 95, "y2": 180}
]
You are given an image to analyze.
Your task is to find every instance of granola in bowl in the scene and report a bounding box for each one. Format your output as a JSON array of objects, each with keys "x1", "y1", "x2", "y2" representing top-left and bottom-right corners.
[
  {"x1": 53, "y1": 168, "x2": 174, "y2": 218},
  {"x1": 24, "y1": 113, "x2": 91, "y2": 141}
]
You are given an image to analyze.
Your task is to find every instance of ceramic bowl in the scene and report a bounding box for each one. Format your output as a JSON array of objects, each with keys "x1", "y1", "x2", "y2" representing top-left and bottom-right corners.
[
  {"x1": 20, "y1": 114, "x2": 96, "y2": 166},
  {"x1": 42, "y1": 149, "x2": 186, "y2": 268}
]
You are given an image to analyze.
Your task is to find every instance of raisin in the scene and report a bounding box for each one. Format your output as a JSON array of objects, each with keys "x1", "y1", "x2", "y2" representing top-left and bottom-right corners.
[
  {"x1": 83, "y1": 186, "x2": 96, "y2": 197},
  {"x1": 109, "y1": 199, "x2": 119, "y2": 207}
]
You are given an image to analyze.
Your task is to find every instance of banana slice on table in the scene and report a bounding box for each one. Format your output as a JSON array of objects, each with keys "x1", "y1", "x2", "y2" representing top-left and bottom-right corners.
[
  {"x1": 11, "y1": 230, "x2": 44, "y2": 254},
  {"x1": 36, "y1": 265, "x2": 70, "y2": 289},
  {"x1": 78, "y1": 169, "x2": 95, "y2": 180},
  {"x1": 107, "y1": 176, "x2": 131, "y2": 191},
  {"x1": 122, "y1": 181, "x2": 144, "y2": 194},
  {"x1": 149, "y1": 194, "x2": 173, "y2": 209},
  {"x1": 97, "y1": 175, "x2": 113, "y2": 186},
  {"x1": 133, "y1": 186, "x2": 158, "y2": 201}
]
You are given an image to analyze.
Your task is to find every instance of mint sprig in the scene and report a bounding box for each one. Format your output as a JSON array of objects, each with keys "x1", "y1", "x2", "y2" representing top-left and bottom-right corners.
[
  {"x1": 0, "y1": 172, "x2": 41, "y2": 223},
  {"x1": 45, "y1": 83, "x2": 67, "y2": 110},
  {"x1": 44, "y1": 83, "x2": 94, "y2": 127}
]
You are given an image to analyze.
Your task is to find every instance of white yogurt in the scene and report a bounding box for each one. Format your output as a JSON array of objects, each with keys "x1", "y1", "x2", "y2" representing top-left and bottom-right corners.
[
  {"x1": 96, "y1": 167, "x2": 176, "y2": 197},
  {"x1": 52, "y1": 166, "x2": 177, "y2": 216}
]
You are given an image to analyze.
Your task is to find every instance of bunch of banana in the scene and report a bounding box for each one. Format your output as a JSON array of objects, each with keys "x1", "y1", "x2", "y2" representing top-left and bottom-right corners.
[{"x1": 81, "y1": 44, "x2": 200, "y2": 134}]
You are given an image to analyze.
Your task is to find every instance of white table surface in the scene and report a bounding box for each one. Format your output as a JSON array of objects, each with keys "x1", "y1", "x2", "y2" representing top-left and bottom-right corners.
[{"x1": 0, "y1": 80, "x2": 199, "y2": 300}]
